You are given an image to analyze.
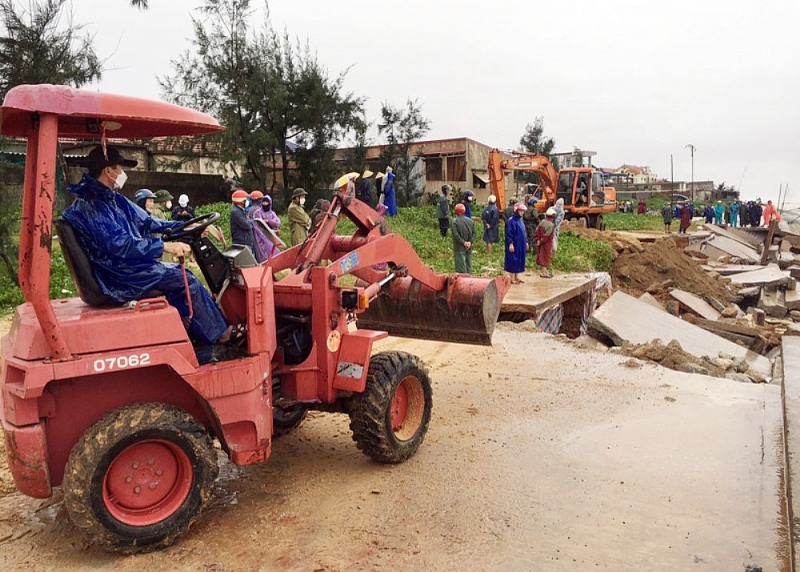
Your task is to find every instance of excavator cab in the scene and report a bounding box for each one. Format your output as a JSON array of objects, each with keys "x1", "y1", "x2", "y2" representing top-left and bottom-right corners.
[
  {"x1": 557, "y1": 171, "x2": 575, "y2": 206},
  {"x1": 591, "y1": 172, "x2": 606, "y2": 206}
]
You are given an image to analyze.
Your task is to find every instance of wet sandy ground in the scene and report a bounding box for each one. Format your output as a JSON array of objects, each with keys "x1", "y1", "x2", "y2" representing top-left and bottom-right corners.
[{"x1": 0, "y1": 322, "x2": 789, "y2": 571}]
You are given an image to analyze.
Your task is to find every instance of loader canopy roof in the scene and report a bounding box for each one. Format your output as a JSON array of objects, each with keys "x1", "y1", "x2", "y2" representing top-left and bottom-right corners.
[{"x1": 0, "y1": 84, "x2": 223, "y2": 138}]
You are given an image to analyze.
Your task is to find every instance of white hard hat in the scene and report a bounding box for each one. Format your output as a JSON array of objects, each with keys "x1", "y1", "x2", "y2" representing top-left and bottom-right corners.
[
  {"x1": 546, "y1": 207, "x2": 556, "y2": 216},
  {"x1": 178, "y1": 194, "x2": 189, "y2": 207}
]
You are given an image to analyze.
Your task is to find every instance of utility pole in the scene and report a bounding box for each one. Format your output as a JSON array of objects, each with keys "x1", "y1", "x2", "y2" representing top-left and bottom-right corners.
[
  {"x1": 670, "y1": 154, "x2": 674, "y2": 206},
  {"x1": 686, "y1": 144, "x2": 695, "y2": 203}
]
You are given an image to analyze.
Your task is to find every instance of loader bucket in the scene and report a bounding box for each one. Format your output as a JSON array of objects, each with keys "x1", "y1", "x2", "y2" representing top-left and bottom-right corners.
[{"x1": 357, "y1": 276, "x2": 501, "y2": 345}]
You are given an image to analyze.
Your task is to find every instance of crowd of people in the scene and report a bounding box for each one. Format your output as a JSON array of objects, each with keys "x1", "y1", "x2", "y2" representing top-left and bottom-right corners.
[
  {"x1": 437, "y1": 184, "x2": 562, "y2": 282},
  {"x1": 657, "y1": 198, "x2": 781, "y2": 233}
]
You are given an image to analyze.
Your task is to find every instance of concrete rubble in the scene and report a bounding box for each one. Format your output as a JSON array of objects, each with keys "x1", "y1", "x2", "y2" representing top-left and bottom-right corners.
[
  {"x1": 668, "y1": 288, "x2": 721, "y2": 320},
  {"x1": 562, "y1": 220, "x2": 800, "y2": 386},
  {"x1": 587, "y1": 291, "x2": 772, "y2": 381},
  {"x1": 505, "y1": 219, "x2": 799, "y2": 386}
]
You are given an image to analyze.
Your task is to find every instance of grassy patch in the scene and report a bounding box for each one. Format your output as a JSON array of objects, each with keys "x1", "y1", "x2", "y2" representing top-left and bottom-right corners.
[
  {"x1": 604, "y1": 212, "x2": 666, "y2": 232},
  {"x1": 555, "y1": 231, "x2": 614, "y2": 272}
]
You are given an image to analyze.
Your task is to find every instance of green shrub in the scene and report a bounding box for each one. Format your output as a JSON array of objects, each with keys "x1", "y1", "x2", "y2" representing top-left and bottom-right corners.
[{"x1": 554, "y1": 231, "x2": 613, "y2": 272}]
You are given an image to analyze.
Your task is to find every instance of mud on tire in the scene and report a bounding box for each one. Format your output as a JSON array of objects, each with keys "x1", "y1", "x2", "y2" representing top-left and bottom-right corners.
[
  {"x1": 62, "y1": 403, "x2": 218, "y2": 553},
  {"x1": 348, "y1": 351, "x2": 432, "y2": 463}
]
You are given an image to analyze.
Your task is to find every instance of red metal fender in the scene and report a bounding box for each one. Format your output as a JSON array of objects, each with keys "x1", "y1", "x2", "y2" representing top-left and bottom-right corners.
[
  {"x1": 332, "y1": 330, "x2": 388, "y2": 392},
  {"x1": 1, "y1": 415, "x2": 50, "y2": 498}
]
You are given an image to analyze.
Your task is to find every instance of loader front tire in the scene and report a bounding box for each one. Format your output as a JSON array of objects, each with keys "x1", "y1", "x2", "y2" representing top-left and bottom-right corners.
[
  {"x1": 273, "y1": 405, "x2": 308, "y2": 437},
  {"x1": 349, "y1": 351, "x2": 432, "y2": 463},
  {"x1": 63, "y1": 403, "x2": 218, "y2": 553}
]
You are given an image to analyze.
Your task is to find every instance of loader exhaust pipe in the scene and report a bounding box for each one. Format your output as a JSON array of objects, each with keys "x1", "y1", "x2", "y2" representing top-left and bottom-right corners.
[{"x1": 357, "y1": 275, "x2": 501, "y2": 346}]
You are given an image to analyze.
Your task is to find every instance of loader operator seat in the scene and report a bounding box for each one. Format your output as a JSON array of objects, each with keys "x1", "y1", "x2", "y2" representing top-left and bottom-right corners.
[{"x1": 54, "y1": 218, "x2": 161, "y2": 306}]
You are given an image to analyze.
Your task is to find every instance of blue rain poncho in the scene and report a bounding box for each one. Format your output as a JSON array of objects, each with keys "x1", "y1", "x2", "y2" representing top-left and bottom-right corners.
[{"x1": 63, "y1": 173, "x2": 228, "y2": 344}]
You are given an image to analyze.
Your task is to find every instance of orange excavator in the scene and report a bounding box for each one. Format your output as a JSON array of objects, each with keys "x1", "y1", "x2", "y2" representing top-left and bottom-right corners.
[{"x1": 488, "y1": 149, "x2": 617, "y2": 230}]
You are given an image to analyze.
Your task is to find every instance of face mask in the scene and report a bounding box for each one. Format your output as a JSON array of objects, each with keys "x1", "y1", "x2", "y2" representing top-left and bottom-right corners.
[
  {"x1": 166, "y1": 201, "x2": 172, "y2": 210},
  {"x1": 262, "y1": 202, "x2": 271, "y2": 211},
  {"x1": 299, "y1": 197, "x2": 306, "y2": 206},
  {"x1": 112, "y1": 169, "x2": 127, "y2": 190}
]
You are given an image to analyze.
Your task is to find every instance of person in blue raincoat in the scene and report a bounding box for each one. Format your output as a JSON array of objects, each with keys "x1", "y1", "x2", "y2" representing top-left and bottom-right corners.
[
  {"x1": 230, "y1": 189, "x2": 257, "y2": 256},
  {"x1": 504, "y1": 201, "x2": 528, "y2": 284},
  {"x1": 703, "y1": 203, "x2": 714, "y2": 224},
  {"x1": 381, "y1": 166, "x2": 398, "y2": 216},
  {"x1": 462, "y1": 189, "x2": 475, "y2": 218},
  {"x1": 481, "y1": 194, "x2": 500, "y2": 256},
  {"x1": 63, "y1": 145, "x2": 231, "y2": 345}
]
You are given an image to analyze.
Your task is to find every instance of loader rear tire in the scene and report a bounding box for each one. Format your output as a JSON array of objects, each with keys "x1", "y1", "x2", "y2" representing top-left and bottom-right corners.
[
  {"x1": 63, "y1": 403, "x2": 218, "y2": 553},
  {"x1": 348, "y1": 351, "x2": 432, "y2": 463}
]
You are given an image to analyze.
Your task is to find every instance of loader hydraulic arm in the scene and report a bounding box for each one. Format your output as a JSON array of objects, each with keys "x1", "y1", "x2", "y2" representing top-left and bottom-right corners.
[
  {"x1": 268, "y1": 194, "x2": 447, "y2": 292},
  {"x1": 266, "y1": 192, "x2": 502, "y2": 346}
]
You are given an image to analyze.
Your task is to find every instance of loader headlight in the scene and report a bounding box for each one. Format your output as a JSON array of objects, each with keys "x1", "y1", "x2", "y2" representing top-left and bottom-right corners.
[{"x1": 341, "y1": 290, "x2": 358, "y2": 311}]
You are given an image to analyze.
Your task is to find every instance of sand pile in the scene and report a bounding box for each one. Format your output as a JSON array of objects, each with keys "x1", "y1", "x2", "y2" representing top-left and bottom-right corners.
[{"x1": 611, "y1": 236, "x2": 736, "y2": 303}]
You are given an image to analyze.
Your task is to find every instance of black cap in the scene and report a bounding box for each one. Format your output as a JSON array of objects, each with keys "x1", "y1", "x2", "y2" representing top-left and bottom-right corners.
[{"x1": 85, "y1": 145, "x2": 137, "y2": 173}]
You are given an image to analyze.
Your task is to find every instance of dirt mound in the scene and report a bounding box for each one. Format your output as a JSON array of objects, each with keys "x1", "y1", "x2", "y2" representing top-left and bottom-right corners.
[
  {"x1": 566, "y1": 225, "x2": 645, "y2": 256},
  {"x1": 611, "y1": 236, "x2": 735, "y2": 302},
  {"x1": 620, "y1": 338, "x2": 768, "y2": 382},
  {"x1": 620, "y1": 339, "x2": 727, "y2": 379}
]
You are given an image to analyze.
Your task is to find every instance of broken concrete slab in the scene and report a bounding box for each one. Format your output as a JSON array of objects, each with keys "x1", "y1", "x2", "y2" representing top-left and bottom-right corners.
[
  {"x1": 779, "y1": 220, "x2": 800, "y2": 247},
  {"x1": 587, "y1": 291, "x2": 771, "y2": 377},
  {"x1": 705, "y1": 234, "x2": 762, "y2": 263},
  {"x1": 727, "y1": 264, "x2": 790, "y2": 287},
  {"x1": 778, "y1": 250, "x2": 795, "y2": 268},
  {"x1": 500, "y1": 273, "x2": 597, "y2": 316},
  {"x1": 785, "y1": 288, "x2": 800, "y2": 311},
  {"x1": 668, "y1": 288, "x2": 721, "y2": 320},
  {"x1": 691, "y1": 317, "x2": 760, "y2": 338},
  {"x1": 638, "y1": 292, "x2": 666, "y2": 311},
  {"x1": 749, "y1": 307, "x2": 766, "y2": 326},
  {"x1": 706, "y1": 223, "x2": 764, "y2": 249},
  {"x1": 738, "y1": 286, "x2": 761, "y2": 297},
  {"x1": 758, "y1": 288, "x2": 787, "y2": 318},
  {"x1": 701, "y1": 263, "x2": 761, "y2": 275},
  {"x1": 694, "y1": 243, "x2": 734, "y2": 262}
]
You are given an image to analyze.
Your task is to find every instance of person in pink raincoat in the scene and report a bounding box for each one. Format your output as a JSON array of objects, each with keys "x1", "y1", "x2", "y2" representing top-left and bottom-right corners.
[{"x1": 251, "y1": 192, "x2": 282, "y2": 261}]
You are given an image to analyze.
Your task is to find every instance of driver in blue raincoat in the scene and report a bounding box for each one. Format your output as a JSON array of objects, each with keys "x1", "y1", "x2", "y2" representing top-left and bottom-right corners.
[{"x1": 63, "y1": 145, "x2": 231, "y2": 345}]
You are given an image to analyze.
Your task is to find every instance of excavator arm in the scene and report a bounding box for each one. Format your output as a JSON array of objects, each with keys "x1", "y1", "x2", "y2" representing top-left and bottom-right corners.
[{"x1": 488, "y1": 148, "x2": 559, "y2": 209}]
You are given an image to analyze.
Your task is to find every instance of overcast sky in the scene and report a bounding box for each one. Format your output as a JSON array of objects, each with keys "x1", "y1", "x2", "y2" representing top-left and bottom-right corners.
[{"x1": 69, "y1": 0, "x2": 799, "y2": 202}]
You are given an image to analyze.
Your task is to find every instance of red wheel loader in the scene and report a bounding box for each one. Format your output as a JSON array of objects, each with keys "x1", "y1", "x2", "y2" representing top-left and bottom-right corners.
[{"x1": 0, "y1": 85, "x2": 503, "y2": 552}]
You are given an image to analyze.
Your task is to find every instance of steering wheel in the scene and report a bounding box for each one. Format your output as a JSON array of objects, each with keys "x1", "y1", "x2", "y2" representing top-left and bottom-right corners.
[{"x1": 163, "y1": 212, "x2": 220, "y2": 241}]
